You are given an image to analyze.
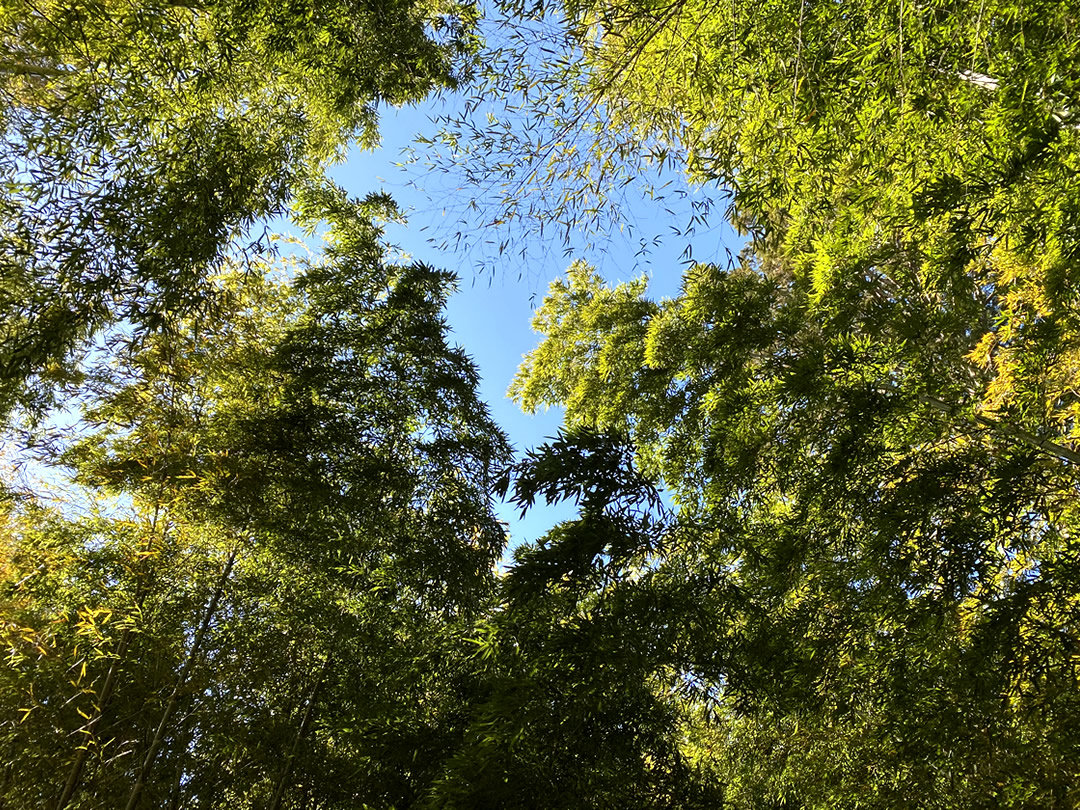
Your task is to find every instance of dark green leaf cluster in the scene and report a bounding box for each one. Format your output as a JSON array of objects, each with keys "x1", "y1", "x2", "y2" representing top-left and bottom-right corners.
[
  {"x1": 431, "y1": 430, "x2": 721, "y2": 809},
  {"x1": 501, "y1": 0, "x2": 1080, "y2": 796},
  {"x1": 0, "y1": 190, "x2": 511, "y2": 809},
  {"x1": 6, "y1": 0, "x2": 1080, "y2": 805},
  {"x1": 521, "y1": 258, "x2": 1080, "y2": 803}
]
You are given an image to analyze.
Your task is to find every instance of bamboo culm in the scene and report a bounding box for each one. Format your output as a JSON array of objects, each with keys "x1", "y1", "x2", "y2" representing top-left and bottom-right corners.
[
  {"x1": 123, "y1": 548, "x2": 238, "y2": 810},
  {"x1": 267, "y1": 654, "x2": 333, "y2": 810}
]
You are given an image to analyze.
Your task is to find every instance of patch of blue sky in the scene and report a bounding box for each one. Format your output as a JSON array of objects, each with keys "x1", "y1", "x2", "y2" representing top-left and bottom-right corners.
[{"x1": 327, "y1": 87, "x2": 746, "y2": 550}]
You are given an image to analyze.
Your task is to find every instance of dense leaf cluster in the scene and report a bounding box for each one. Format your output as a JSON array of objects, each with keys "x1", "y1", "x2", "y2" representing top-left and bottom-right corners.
[
  {"x1": 0, "y1": 0, "x2": 475, "y2": 416},
  {"x1": 2, "y1": 192, "x2": 511, "y2": 808},
  {"x1": 503, "y1": 0, "x2": 1080, "y2": 804}
]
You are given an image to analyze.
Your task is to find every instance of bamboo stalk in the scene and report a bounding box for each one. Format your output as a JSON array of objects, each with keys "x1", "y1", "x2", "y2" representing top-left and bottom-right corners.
[
  {"x1": 916, "y1": 392, "x2": 1080, "y2": 466},
  {"x1": 0, "y1": 60, "x2": 68, "y2": 77},
  {"x1": 267, "y1": 654, "x2": 333, "y2": 810},
  {"x1": 55, "y1": 629, "x2": 131, "y2": 810},
  {"x1": 123, "y1": 548, "x2": 237, "y2": 810}
]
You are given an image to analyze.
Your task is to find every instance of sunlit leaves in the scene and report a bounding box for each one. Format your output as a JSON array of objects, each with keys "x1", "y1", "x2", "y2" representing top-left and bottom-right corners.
[
  {"x1": 513, "y1": 246, "x2": 1080, "y2": 803},
  {"x1": 0, "y1": 188, "x2": 513, "y2": 807}
]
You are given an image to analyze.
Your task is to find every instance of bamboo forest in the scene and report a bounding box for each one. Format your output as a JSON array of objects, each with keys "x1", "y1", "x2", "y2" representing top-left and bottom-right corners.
[{"x1": 2, "y1": 0, "x2": 1080, "y2": 806}]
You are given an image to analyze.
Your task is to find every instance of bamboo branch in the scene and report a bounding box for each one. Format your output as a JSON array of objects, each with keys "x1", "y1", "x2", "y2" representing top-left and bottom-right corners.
[
  {"x1": 55, "y1": 629, "x2": 132, "y2": 810},
  {"x1": 0, "y1": 60, "x2": 69, "y2": 78},
  {"x1": 916, "y1": 392, "x2": 1080, "y2": 466},
  {"x1": 268, "y1": 654, "x2": 333, "y2": 810},
  {"x1": 57, "y1": 505, "x2": 164, "y2": 809},
  {"x1": 124, "y1": 548, "x2": 237, "y2": 810}
]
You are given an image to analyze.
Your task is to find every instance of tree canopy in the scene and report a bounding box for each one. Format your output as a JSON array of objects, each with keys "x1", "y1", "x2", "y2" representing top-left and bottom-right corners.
[
  {"x1": 0, "y1": 0, "x2": 475, "y2": 416},
  {"x1": 3, "y1": 0, "x2": 1080, "y2": 806},
  {"x1": 499, "y1": 0, "x2": 1080, "y2": 803}
]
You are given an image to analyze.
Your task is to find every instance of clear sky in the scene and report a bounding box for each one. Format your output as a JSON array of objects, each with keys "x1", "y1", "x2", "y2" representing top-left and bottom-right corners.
[{"x1": 330, "y1": 97, "x2": 744, "y2": 550}]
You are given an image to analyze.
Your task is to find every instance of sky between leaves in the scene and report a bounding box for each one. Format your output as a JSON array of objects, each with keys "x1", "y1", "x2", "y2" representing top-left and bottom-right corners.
[{"x1": 328, "y1": 96, "x2": 746, "y2": 547}]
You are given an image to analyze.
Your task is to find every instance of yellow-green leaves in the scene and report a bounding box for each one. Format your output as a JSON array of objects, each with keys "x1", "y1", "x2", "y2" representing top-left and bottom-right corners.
[{"x1": 512, "y1": 262, "x2": 655, "y2": 428}]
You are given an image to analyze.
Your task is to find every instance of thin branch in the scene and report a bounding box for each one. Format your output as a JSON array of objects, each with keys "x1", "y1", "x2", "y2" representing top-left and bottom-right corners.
[
  {"x1": 124, "y1": 548, "x2": 238, "y2": 810},
  {"x1": 268, "y1": 654, "x2": 334, "y2": 810},
  {"x1": 0, "y1": 60, "x2": 69, "y2": 78},
  {"x1": 916, "y1": 392, "x2": 1080, "y2": 467},
  {"x1": 55, "y1": 630, "x2": 131, "y2": 810}
]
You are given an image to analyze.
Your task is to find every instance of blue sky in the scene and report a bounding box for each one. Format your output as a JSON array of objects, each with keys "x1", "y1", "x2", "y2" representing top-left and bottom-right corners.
[{"x1": 330, "y1": 98, "x2": 743, "y2": 549}]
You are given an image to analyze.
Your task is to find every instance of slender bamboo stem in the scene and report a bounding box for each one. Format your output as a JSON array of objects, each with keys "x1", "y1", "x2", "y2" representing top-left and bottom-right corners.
[
  {"x1": 55, "y1": 630, "x2": 131, "y2": 810},
  {"x1": 124, "y1": 548, "x2": 237, "y2": 810},
  {"x1": 267, "y1": 655, "x2": 333, "y2": 810},
  {"x1": 0, "y1": 60, "x2": 68, "y2": 77},
  {"x1": 58, "y1": 505, "x2": 161, "y2": 810},
  {"x1": 916, "y1": 392, "x2": 1080, "y2": 466}
]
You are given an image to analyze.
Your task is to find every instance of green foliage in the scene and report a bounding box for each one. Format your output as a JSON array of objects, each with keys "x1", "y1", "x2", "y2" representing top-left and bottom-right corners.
[
  {"x1": 561, "y1": 0, "x2": 1080, "y2": 449},
  {"x1": 0, "y1": 0, "x2": 477, "y2": 418},
  {"x1": 0, "y1": 191, "x2": 511, "y2": 808},
  {"x1": 6, "y1": 0, "x2": 1080, "y2": 804},
  {"x1": 478, "y1": 1, "x2": 1080, "y2": 803},
  {"x1": 429, "y1": 428, "x2": 721, "y2": 808},
  {"x1": 513, "y1": 255, "x2": 1080, "y2": 805}
]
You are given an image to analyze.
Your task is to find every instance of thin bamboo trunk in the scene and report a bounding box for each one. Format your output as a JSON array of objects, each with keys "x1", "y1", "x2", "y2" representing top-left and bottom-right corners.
[
  {"x1": 57, "y1": 505, "x2": 166, "y2": 810},
  {"x1": 916, "y1": 392, "x2": 1080, "y2": 465},
  {"x1": 0, "y1": 60, "x2": 68, "y2": 77},
  {"x1": 166, "y1": 715, "x2": 192, "y2": 810},
  {"x1": 55, "y1": 626, "x2": 133, "y2": 808},
  {"x1": 124, "y1": 549, "x2": 237, "y2": 810},
  {"x1": 267, "y1": 655, "x2": 333, "y2": 810}
]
